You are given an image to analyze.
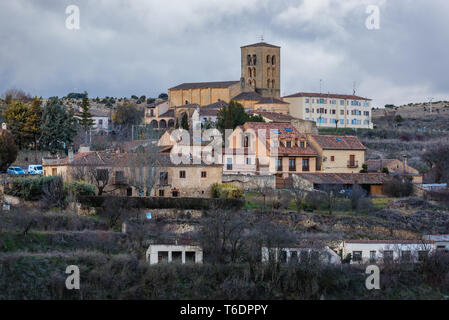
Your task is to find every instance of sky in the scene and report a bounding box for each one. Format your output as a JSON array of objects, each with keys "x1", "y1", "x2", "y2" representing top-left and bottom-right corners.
[{"x1": 0, "y1": 0, "x2": 448, "y2": 108}]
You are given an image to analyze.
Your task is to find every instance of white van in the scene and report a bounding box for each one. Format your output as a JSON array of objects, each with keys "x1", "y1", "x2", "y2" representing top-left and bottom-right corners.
[{"x1": 28, "y1": 164, "x2": 43, "y2": 175}]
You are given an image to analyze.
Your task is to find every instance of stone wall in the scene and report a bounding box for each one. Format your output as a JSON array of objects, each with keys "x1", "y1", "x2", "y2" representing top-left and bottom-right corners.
[{"x1": 222, "y1": 174, "x2": 276, "y2": 190}]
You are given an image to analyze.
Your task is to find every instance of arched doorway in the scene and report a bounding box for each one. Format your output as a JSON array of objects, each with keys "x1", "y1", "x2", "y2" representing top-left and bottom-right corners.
[
  {"x1": 159, "y1": 119, "x2": 167, "y2": 129},
  {"x1": 150, "y1": 120, "x2": 158, "y2": 129}
]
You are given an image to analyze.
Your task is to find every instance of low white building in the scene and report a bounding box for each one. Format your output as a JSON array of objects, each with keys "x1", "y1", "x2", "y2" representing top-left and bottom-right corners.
[
  {"x1": 262, "y1": 243, "x2": 341, "y2": 265},
  {"x1": 146, "y1": 243, "x2": 203, "y2": 265},
  {"x1": 341, "y1": 240, "x2": 435, "y2": 264},
  {"x1": 423, "y1": 235, "x2": 449, "y2": 251}
]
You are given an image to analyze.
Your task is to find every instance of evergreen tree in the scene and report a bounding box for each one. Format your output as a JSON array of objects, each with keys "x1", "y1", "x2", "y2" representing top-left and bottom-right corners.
[
  {"x1": 40, "y1": 98, "x2": 78, "y2": 153},
  {"x1": 25, "y1": 96, "x2": 43, "y2": 151},
  {"x1": 2, "y1": 99, "x2": 32, "y2": 148},
  {"x1": 79, "y1": 91, "x2": 94, "y2": 144},
  {"x1": 0, "y1": 129, "x2": 18, "y2": 172},
  {"x1": 216, "y1": 101, "x2": 263, "y2": 131}
]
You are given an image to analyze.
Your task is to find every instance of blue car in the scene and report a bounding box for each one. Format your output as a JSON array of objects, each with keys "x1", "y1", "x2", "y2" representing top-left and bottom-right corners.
[{"x1": 7, "y1": 166, "x2": 25, "y2": 175}]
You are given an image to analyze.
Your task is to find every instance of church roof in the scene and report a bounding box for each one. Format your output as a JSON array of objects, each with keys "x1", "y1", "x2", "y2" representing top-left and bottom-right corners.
[
  {"x1": 169, "y1": 81, "x2": 239, "y2": 90},
  {"x1": 232, "y1": 91, "x2": 263, "y2": 101},
  {"x1": 241, "y1": 42, "x2": 280, "y2": 48}
]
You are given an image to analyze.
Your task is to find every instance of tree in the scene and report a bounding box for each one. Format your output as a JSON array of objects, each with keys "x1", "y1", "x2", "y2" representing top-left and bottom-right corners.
[
  {"x1": 180, "y1": 112, "x2": 189, "y2": 130},
  {"x1": 422, "y1": 144, "x2": 449, "y2": 184},
  {"x1": 158, "y1": 93, "x2": 168, "y2": 100},
  {"x1": 26, "y1": 96, "x2": 43, "y2": 151},
  {"x1": 359, "y1": 163, "x2": 368, "y2": 173},
  {"x1": 40, "y1": 98, "x2": 78, "y2": 153},
  {"x1": 79, "y1": 91, "x2": 94, "y2": 144},
  {"x1": 0, "y1": 129, "x2": 18, "y2": 172},
  {"x1": 112, "y1": 102, "x2": 143, "y2": 139},
  {"x1": 216, "y1": 100, "x2": 263, "y2": 131},
  {"x1": 2, "y1": 99, "x2": 33, "y2": 148}
]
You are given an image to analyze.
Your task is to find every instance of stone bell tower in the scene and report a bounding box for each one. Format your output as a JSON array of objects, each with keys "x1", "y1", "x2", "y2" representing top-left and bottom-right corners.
[{"x1": 240, "y1": 42, "x2": 281, "y2": 99}]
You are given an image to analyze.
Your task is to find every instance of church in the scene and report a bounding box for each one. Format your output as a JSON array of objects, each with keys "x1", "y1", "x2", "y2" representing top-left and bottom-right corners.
[{"x1": 167, "y1": 42, "x2": 289, "y2": 114}]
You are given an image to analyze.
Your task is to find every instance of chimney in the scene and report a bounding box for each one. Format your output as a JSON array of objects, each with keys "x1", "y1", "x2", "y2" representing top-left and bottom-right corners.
[
  {"x1": 79, "y1": 144, "x2": 90, "y2": 153},
  {"x1": 402, "y1": 155, "x2": 407, "y2": 174},
  {"x1": 68, "y1": 148, "x2": 74, "y2": 163}
]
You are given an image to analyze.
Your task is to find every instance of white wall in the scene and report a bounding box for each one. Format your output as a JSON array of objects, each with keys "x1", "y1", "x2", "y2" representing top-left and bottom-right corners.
[
  {"x1": 342, "y1": 242, "x2": 435, "y2": 264},
  {"x1": 261, "y1": 247, "x2": 341, "y2": 265},
  {"x1": 146, "y1": 244, "x2": 203, "y2": 265}
]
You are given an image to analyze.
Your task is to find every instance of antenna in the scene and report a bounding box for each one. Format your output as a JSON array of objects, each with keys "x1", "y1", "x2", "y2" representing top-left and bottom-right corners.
[
  {"x1": 319, "y1": 79, "x2": 322, "y2": 95},
  {"x1": 259, "y1": 35, "x2": 264, "y2": 42},
  {"x1": 353, "y1": 81, "x2": 356, "y2": 96}
]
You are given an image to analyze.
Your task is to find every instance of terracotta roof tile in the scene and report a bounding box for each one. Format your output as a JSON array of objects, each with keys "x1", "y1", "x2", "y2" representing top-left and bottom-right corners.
[
  {"x1": 310, "y1": 135, "x2": 366, "y2": 150},
  {"x1": 169, "y1": 81, "x2": 239, "y2": 90}
]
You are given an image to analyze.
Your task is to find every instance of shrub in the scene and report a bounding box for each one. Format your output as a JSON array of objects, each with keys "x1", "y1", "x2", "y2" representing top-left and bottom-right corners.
[
  {"x1": 211, "y1": 183, "x2": 243, "y2": 199},
  {"x1": 0, "y1": 129, "x2": 18, "y2": 172},
  {"x1": 5, "y1": 176, "x2": 57, "y2": 200},
  {"x1": 64, "y1": 181, "x2": 96, "y2": 198}
]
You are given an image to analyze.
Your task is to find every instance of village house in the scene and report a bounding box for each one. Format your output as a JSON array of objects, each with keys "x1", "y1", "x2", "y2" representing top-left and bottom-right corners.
[
  {"x1": 75, "y1": 108, "x2": 111, "y2": 134},
  {"x1": 423, "y1": 235, "x2": 449, "y2": 251},
  {"x1": 366, "y1": 157, "x2": 423, "y2": 184},
  {"x1": 307, "y1": 135, "x2": 367, "y2": 173},
  {"x1": 145, "y1": 100, "x2": 175, "y2": 130},
  {"x1": 42, "y1": 145, "x2": 222, "y2": 198},
  {"x1": 262, "y1": 241, "x2": 341, "y2": 265},
  {"x1": 225, "y1": 122, "x2": 318, "y2": 176},
  {"x1": 341, "y1": 240, "x2": 435, "y2": 264}
]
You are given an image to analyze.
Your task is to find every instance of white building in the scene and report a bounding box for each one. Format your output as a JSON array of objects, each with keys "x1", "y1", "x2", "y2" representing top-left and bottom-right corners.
[
  {"x1": 283, "y1": 92, "x2": 373, "y2": 129},
  {"x1": 341, "y1": 240, "x2": 435, "y2": 264},
  {"x1": 146, "y1": 243, "x2": 203, "y2": 265},
  {"x1": 423, "y1": 235, "x2": 449, "y2": 251},
  {"x1": 262, "y1": 244, "x2": 341, "y2": 265}
]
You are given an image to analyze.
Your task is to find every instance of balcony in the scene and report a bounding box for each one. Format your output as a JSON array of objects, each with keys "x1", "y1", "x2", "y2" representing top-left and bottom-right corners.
[
  {"x1": 276, "y1": 166, "x2": 283, "y2": 172},
  {"x1": 289, "y1": 166, "x2": 296, "y2": 172},
  {"x1": 347, "y1": 160, "x2": 359, "y2": 168},
  {"x1": 302, "y1": 166, "x2": 310, "y2": 172}
]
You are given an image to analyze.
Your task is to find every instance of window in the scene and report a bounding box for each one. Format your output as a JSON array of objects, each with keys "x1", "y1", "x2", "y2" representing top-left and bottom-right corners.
[
  {"x1": 158, "y1": 251, "x2": 169, "y2": 263},
  {"x1": 367, "y1": 251, "x2": 376, "y2": 263},
  {"x1": 340, "y1": 100, "x2": 345, "y2": 105},
  {"x1": 267, "y1": 79, "x2": 270, "y2": 88},
  {"x1": 172, "y1": 190, "x2": 179, "y2": 197},
  {"x1": 280, "y1": 250, "x2": 288, "y2": 263},
  {"x1": 276, "y1": 159, "x2": 282, "y2": 171},
  {"x1": 252, "y1": 55, "x2": 257, "y2": 65},
  {"x1": 401, "y1": 250, "x2": 411, "y2": 262},
  {"x1": 302, "y1": 158, "x2": 309, "y2": 172},
  {"x1": 418, "y1": 250, "x2": 429, "y2": 261},
  {"x1": 243, "y1": 135, "x2": 250, "y2": 148},
  {"x1": 289, "y1": 158, "x2": 296, "y2": 171},
  {"x1": 172, "y1": 251, "x2": 182, "y2": 263},
  {"x1": 383, "y1": 250, "x2": 393, "y2": 262},
  {"x1": 290, "y1": 251, "x2": 298, "y2": 263},
  {"x1": 52, "y1": 168, "x2": 57, "y2": 176},
  {"x1": 352, "y1": 251, "x2": 362, "y2": 262},
  {"x1": 226, "y1": 158, "x2": 232, "y2": 170},
  {"x1": 271, "y1": 55, "x2": 276, "y2": 65},
  {"x1": 266, "y1": 55, "x2": 271, "y2": 63},
  {"x1": 272, "y1": 80, "x2": 275, "y2": 88},
  {"x1": 246, "y1": 157, "x2": 251, "y2": 165},
  {"x1": 286, "y1": 141, "x2": 292, "y2": 148},
  {"x1": 340, "y1": 110, "x2": 344, "y2": 115},
  {"x1": 159, "y1": 172, "x2": 168, "y2": 185},
  {"x1": 253, "y1": 67, "x2": 256, "y2": 77},
  {"x1": 305, "y1": 108, "x2": 309, "y2": 113},
  {"x1": 158, "y1": 190, "x2": 164, "y2": 197},
  {"x1": 340, "y1": 119, "x2": 344, "y2": 124},
  {"x1": 99, "y1": 119, "x2": 103, "y2": 126},
  {"x1": 201, "y1": 171, "x2": 207, "y2": 178},
  {"x1": 330, "y1": 156, "x2": 335, "y2": 162},
  {"x1": 300, "y1": 141, "x2": 305, "y2": 148},
  {"x1": 179, "y1": 170, "x2": 186, "y2": 178},
  {"x1": 248, "y1": 67, "x2": 252, "y2": 77},
  {"x1": 185, "y1": 252, "x2": 196, "y2": 263},
  {"x1": 305, "y1": 98, "x2": 309, "y2": 103}
]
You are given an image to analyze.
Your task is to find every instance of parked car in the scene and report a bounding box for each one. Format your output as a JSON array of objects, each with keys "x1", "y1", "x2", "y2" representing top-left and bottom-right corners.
[
  {"x1": 28, "y1": 164, "x2": 43, "y2": 175},
  {"x1": 7, "y1": 166, "x2": 25, "y2": 175}
]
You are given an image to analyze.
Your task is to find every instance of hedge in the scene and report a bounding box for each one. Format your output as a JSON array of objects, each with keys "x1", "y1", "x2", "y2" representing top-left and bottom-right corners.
[
  {"x1": 78, "y1": 195, "x2": 244, "y2": 210},
  {"x1": 211, "y1": 183, "x2": 243, "y2": 199},
  {"x1": 5, "y1": 176, "x2": 95, "y2": 201}
]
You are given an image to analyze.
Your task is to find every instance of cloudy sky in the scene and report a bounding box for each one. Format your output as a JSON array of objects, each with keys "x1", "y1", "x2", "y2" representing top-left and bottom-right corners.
[{"x1": 0, "y1": 0, "x2": 448, "y2": 107}]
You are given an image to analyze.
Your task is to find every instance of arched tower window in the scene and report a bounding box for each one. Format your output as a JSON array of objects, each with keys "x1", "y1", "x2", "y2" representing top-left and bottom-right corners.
[
  {"x1": 252, "y1": 80, "x2": 256, "y2": 87},
  {"x1": 248, "y1": 67, "x2": 252, "y2": 78},
  {"x1": 267, "y1": 67, "x2": 271, "y2": 77},
  {"x1": 248, "y1": 79, "x2": 252, "y2": 86},
  {"x1": 272, "y1": 79, "x2": 275, "y2": 88},
  {"x1": 252, "y1": 55, "x2": 257, "y2": 65},
  {"x1": 267, "y1": 79, "x2": 270, "y2": 88},
  {"x1": 253, "y1": 67, "x2": 256, "y2": 77},
  {"x1": 247, "y1": 55, "x2": 252, "y2": 66},
  {"x1": 266, "y1": 55, "x2": 271, "y2": 63},
  {"x1": 272, "y1": 55, "x2": 276, "y2": 65}
]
